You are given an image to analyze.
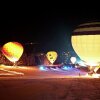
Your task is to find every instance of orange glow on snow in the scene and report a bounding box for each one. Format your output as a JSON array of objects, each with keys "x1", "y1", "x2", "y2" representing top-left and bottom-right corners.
[{"x1": 85, "y1": 73, "x2": 100, "y2": 78}]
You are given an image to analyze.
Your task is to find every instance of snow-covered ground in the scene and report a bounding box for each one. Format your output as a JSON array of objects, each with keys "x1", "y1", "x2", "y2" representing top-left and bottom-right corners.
[
  {"x1": 0, "y1": 65, "x2": 88, "y2": 79},
  {"x1": 0, "y1": 65, "x2": 100, "y2": 100}
]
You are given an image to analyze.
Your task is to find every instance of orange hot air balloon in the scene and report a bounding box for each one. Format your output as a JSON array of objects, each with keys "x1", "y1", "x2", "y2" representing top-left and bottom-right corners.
[
  {"x1": 46, "y1": 51, "x2": 58, "y2": 64},
  {"x1": 1, "y1": 42, "x2": 24, "y2": 63}
]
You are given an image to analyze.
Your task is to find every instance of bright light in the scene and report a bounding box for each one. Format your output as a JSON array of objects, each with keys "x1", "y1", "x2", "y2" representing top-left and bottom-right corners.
[
  {"x1": 62, "y1": 66, "x2": 68, "y2": 70},
  {"x1": 86, "y1": 62, "x2": 99, "y2": 66},
  {"x1": 94, "y1": 66, "x2": 100, "y2": 73},
  {"x1": 39, "y1": 65, "x2": 46, "y2": 71},
  {"x1": 70, "y1": 57, "x2": 76, "y2": 64},
  {"x1": 61, "y1": 65, "x2": 72, "y2": 70},
  {"x1": 86, "y1": 73, "x2": 100, "y2": 78}
]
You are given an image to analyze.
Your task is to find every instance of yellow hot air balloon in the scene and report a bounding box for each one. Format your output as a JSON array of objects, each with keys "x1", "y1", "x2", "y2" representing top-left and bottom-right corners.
[
  {"x1": 1, "y1": 42, "x2": 24, "y2": 63},
  {"x1": 46, "y1": 51, "x2": 58, "y2": 64},
  {"x1": 71, "y1": 22, "x2": 100, "y2": 66}
]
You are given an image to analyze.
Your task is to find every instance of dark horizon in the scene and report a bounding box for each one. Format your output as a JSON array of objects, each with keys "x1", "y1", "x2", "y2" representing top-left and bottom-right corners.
[{"x1": 0, "y1": 8, "x2": 100, "y2": 54}]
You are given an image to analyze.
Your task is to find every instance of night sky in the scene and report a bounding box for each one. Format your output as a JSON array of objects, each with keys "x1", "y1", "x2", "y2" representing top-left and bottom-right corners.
[{"x1": 0, "y1": 8, "x2": 100, "y2": 54}]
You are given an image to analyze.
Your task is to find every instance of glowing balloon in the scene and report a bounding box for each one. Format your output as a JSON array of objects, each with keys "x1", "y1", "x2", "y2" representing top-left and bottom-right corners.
[
  {"x1": 70, "y1": 57, "x2": 76, "y2": 64},
  {"x1": 46, "y1": 51, "x2": 58, "y2": 64},
  {"x1": 1, "y1": 42, "x2": 24, "y2": 63},
  {"x1": 71, "y1": 22, "x2": 100, "y2": 66}
]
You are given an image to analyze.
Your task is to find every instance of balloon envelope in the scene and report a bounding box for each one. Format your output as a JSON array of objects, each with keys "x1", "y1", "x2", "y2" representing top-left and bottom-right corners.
[
  {"x1": 71, "y1": 22, "x2": 100, "y2": 66},
  {"x1": 46, "y1": 51, "x2": 58, "y2": 64},
  {"x1": 70, "y1": 57, "x2": 76, "y2": 64},
  {"x1": 1, "y1": 42, "x2": 24, "y2": 62}
]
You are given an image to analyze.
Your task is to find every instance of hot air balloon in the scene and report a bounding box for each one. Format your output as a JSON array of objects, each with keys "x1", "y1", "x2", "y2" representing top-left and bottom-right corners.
[
  {"x1": 70, "y1": 57, "x2": 76, "y2": 64},
  {"x1": 71, "y1": 22, "x2": 100, "y2": 67},
  {"x1": 1, "y1": 42, "x2": 24, "y2": 65},
  {"x1": 46, "y1": 51, "x2": 58, "y2": 64}
]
